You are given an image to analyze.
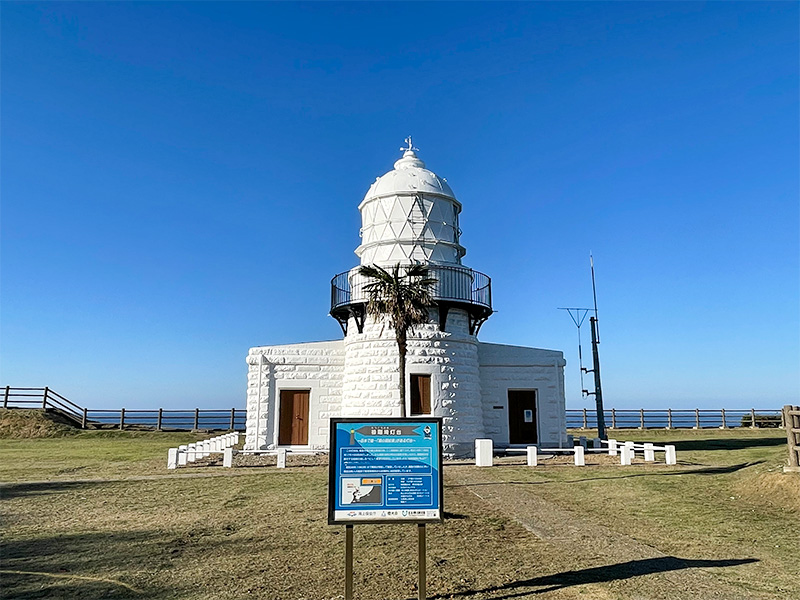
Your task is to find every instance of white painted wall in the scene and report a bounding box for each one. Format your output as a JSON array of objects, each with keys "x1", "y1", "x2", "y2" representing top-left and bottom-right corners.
[
  {"x1": 244, "y1": 335, "x2": 567, "y2": 456},
  {"x1": 478, "y1": 343, "x2": 567, "y2": 448},
  {"x1": 342, "y1": 307, "x2": 483, "y2": 458},
  {"x1": 245, "y1": 341, "x2": 344, "y2": 451}
]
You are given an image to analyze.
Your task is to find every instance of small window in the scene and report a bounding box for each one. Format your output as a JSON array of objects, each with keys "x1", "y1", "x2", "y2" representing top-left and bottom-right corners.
[{"x1": 410, "y1": 375, "x2": 431, "y2": 416}]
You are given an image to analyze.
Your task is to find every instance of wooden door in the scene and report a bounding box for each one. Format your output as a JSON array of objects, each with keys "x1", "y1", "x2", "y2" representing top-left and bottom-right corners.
[
  {"x1": 508, "y1": 390, "x2": 537, "y2": 444},
  {"x1": 279, "y1": 390, "x2": 309, "y2": 445},
  {"x1": 410, "y1": 375, "x2": 431, "y2": 415}
]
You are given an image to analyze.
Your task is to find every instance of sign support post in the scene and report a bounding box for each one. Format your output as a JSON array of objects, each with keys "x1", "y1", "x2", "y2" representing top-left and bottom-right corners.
[
  {"x1": 345, "y1": 524, "x2": 354, "y2": 600},
  {"x1": 328, "y1": 417, "x2": 443, "y2": 600},
  {"x1": 418, "y1": 523, "x2": 427, "y2": 600}
]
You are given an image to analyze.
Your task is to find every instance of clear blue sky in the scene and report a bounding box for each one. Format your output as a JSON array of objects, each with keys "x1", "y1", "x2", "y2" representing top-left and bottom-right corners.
[{"x1": 2, "y1": 2, "x2": 797, "y2": 410}]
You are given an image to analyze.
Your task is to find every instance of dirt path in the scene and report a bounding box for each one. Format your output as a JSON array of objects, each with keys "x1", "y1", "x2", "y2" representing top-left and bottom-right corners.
[{"x1": 446, "y1": 467, "x2": 771, "y2": 600}]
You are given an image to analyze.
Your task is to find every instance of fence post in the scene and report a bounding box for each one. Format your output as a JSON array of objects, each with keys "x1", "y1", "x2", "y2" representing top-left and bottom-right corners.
[
  {"x1": 527, "y1": 446, "x2": 538, "y2": 466},
  {"x1": 167, "y1": 448, "x2": 178, "y2": 469},
  {"x1": 667, "y1": 408, "x2": 673, "y2": 429},
  {"x1": 750, "y1": 408, "x2": 757, "y2": 429},
  {"x1": 82, "y1": 408, "x2": 87, "y2": 429},
  {"x1": 784, "y1": 405, "x2": 800, "y2": 472},
  {"x1": 475, "y1": 439, "x2": 493, "y2": 467},
  {"x1": 193, "y1": 408, "x2": 200, "y2": 431},
  {"x1": 3, "y1": 386, "x2": 9, "y2": 409},
  {"x1": 574, "y1": 445, "x2": 585, "y2": 466},
  {"x1": 42, "y1": 387, "x2": 50, "y2": 409},
  {"x1": 611, "y1": 408, "x2": 617, "y2": 429},
  {"x1": 720, "y1": 408, "x2": 727, "y2": 429},
  {"x1": 119, "y1": 408, "x2": 125, "y2": 430},
  {"x1": 694, "y1": 408, "x2": 700, "y2": 429},
  {"x1": 639, "y1": 408, "x2": 645, "y2": 429},
  {"x1": 665, "y1": 445, "x2": 677, "y2": 465},
  {"x1": 157, "y1": 408, "x2": 163, "y2": 431},
  {"x1": 230, "y1": 408, "x2": 236, "y2": 431},
  {"x1": 582, "y1": 408, "x2": 587, "y2": 429},
  {"x1": 644, "y1": 443, "x2": 655, "y2": 462},
  {"x1": 607, "y1": 439, "x2": 618, "y2": 456}
]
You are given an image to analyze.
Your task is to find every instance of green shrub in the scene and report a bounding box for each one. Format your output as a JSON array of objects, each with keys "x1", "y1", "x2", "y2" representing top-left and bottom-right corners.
[{"x1": 739, "y1": 413, "x2": 782, "y2": 428}]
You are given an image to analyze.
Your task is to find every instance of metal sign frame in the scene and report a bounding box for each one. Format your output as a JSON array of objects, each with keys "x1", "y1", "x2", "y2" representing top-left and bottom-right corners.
[{"x1": 327, "y1": 417, "x2": 444, "y2": 525}]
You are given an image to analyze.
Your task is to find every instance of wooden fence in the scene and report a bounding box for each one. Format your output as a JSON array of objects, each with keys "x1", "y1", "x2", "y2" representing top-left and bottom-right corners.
[
  {"x1": 783, "y1": 405, "x2": 800, "y2": 473},
  {"x1": 2, "y1": 387, "x2": 245, "y2": 431},
  {"x1": 566, "y1": 408, "x2": 783, "y2": 429},
  {"x1": 1, "y1": 386, "x2": 786, "y2": 433}
]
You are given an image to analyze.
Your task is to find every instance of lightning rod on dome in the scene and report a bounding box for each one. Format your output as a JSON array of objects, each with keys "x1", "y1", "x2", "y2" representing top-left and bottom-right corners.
[{"x1": 401, "y1": 135, "x2": 419, "y2": 154}]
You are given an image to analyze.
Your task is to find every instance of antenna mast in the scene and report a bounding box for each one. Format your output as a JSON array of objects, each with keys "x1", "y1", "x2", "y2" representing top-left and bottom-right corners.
[
  {"x1": 558, "y1": 307, "x2": 590, "y2": 393},
  {"x1": 560, "y1": 255, "x2": 608, "y2": 439},
  {"x1": 588, "y1": 254, "x2": 607, "y2": 439}
]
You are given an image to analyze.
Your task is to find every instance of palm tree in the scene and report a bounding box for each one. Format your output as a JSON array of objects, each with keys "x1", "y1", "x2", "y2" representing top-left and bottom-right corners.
[{"x1": 358, "y1": 263, "x2": 437, "y2": 418}]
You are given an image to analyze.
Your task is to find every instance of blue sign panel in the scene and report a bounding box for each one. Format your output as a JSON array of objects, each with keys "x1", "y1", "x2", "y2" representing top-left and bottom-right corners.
[{"x1": 328, "y1": 418, "x2": 443, "y2": 524}]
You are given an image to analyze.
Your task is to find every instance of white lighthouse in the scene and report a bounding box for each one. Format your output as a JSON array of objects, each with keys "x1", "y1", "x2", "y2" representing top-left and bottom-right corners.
[
  {"x1": 330, "y1": 138, "x2": 492, "y2": 456},
  {"x1": 244, "y1": 140, "x2": 567, "y2": 458}
]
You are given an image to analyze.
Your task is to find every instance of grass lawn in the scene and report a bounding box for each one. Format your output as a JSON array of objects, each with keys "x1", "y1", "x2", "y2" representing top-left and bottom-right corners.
[{"x1": 1, "y1": 423, "x2": 798, "y2": 599}]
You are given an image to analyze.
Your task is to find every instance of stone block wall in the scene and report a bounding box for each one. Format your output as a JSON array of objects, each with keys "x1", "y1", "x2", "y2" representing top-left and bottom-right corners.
[
  {"x1": 245, "y1": 340, "x2": 345, "y2": 450},
  {"x1": 243, "y1": 332, "x2": 567, "y2": 456},
  {"x1": 343, "y1": 307, "x2": 483, "y2": 458},
  {"x1": 478, "y1": 343, "x2": 567, "y2": 448}
]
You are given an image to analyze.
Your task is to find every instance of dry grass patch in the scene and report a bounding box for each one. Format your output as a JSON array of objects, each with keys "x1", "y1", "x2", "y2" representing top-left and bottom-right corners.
[
  {"x1": 2, "y1": 428, "x2": 797, "y2": 599},
  {"x1": 0, "y1": 409, "x2": 78, "y2": 439}
]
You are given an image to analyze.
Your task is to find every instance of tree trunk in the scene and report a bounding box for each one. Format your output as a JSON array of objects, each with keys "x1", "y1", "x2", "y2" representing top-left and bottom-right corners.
[{"x1": 397, "y1": 332, "x2": 407, "y2": 418}]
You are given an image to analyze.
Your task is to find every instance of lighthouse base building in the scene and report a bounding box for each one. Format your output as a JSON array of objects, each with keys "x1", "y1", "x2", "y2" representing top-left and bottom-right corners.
[{"x1": 244, "y1": 143, "x2": 567, "y2": 458}]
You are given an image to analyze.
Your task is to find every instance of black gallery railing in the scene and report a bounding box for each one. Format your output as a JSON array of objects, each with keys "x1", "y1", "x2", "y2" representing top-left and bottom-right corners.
[{"x1": 331, "y1": 264, "x2": 492, "y2": 311}]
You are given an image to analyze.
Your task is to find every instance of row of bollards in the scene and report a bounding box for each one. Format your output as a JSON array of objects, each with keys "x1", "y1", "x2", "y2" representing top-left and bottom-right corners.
[
  {"x1": 167, "y1": 432, "x2": 240, "y2": 469},
  {"x1": 475, "y1": 438, "x2": 677, "y2": 467}
]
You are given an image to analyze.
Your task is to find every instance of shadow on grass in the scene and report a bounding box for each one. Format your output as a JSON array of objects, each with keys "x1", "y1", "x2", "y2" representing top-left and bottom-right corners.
[
  {"x1": 443, "y1": 511, "x2": 469, "y2": 520},
  {"x1": 425, "y1": 556, "x2": 758, "y2": 599},
  {"x1": 0, "y1": 480, "x2": 109, "y2": 499},
  {"x1": 2, "y1": 528, "x2": 240, "y2": 599},
  {"x1": 670, "y1": 437, "x2": 786, "y2": 452}
]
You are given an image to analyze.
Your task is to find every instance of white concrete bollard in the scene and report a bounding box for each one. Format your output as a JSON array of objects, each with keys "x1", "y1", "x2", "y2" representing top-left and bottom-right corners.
[
  {"x1": 608, "y1": 439, "x2": 618, "y2": 456},
  {"x1": 212, "y1": 438, "x2": 219, "y2": 452},
  {"x1": 574, "y1": 445, "x2": 585, "y2": 466},
  {"x1": 178, "y1": 445, "x2": 188, "y2": 466},
  {"x1": 475, "y1": 439, "x2": 493, "y2": 467},
  {"x1": 187, "y1": 443, "x2": 197, "y2": 462},
  {"x1": 665, "y1": 445, "x2": 677, "y2": 465},
  {"x1": 625, "y1": 441, "x2": 635, "y2": 458},
  {"x1": 235, "y1": 432, "x2": 240, "y2": 445},
  {"x1": 277, "y1": 447, "x2": 287, "y2": 468},
  {"x1": 620, "y1": 445, "x2": 632, "y2": 466},
  {"x1": 223, "y1": 447, "x2": 233, "y2": 468},
  {"x1": 644, "y1": 443, "x2": 655, "y2": 462},
  {"x1": 527, "y1": 446, "x2": 538, "y2": 467},
  {"x1": 579, "y1": 436, "x2": 588, "y2": 449},
  {"x1": 167, "y1": 448, "x2": 178, "y2": 470},
  {"x1": 592, "y1": 437, "x2": 602, "y2": 449}
]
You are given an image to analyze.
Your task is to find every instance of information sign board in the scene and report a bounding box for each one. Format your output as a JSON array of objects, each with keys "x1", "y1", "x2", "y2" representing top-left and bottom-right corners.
[{"x1": 328, "y1": 417, "x2": 443, "y2": 524}]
